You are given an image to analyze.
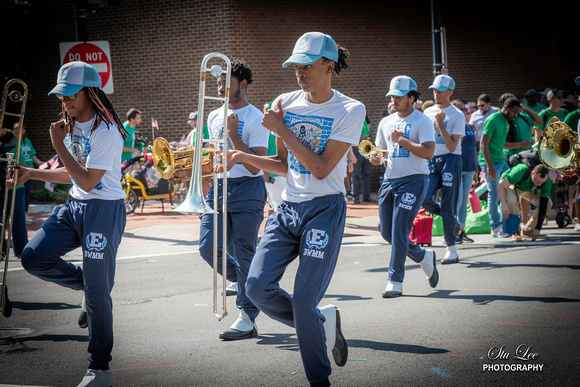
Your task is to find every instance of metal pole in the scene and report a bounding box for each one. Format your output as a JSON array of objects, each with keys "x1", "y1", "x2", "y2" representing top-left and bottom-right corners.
[{"x1": 431, "y1": 0, "x2": 442, "y2": 77}]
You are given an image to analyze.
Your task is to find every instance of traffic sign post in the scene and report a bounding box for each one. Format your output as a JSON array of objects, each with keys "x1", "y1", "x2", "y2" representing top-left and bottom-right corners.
[{"x1": 59, "y1": 41, "x2": 114, "y2": 94}]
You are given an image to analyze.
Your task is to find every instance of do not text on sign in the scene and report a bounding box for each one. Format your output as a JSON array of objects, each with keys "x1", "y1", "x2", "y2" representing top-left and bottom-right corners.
[{"x1": 59, "y1": 41, "x2": 114, "y2": 94}]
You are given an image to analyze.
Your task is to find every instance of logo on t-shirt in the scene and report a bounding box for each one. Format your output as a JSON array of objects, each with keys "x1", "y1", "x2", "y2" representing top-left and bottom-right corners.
[
  {"x1": 285, "y1": 112, "x2": 334, "y2": 174},
  {"x1": 66, "y1": 134, "x2": 104, "y2": 191},
  {"x1": 388, "y1": 123, "x2": 412, "y2": 158},
  {"x1": 211, "y1": 119, "x2": 245, "y2": 166}
]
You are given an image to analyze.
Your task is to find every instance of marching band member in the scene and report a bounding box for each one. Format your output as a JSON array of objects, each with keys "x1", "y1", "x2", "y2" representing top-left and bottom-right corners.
[
  {"x1": 422, "y1": 75, "x2": 465, "y2": 263},
  {"x1": 370, "y1": 75, "x2": 437, "y2": 298},
  {"x1": 14, "y1": 61, "x2": 127, "y2": 387},
  {"x1": 224, "y1": 32, "x2": 365, "y2": 387}
]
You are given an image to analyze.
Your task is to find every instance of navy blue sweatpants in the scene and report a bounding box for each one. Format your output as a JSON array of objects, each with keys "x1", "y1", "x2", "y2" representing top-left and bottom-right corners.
[
  {"x1": 423, "y1": 153, "x2": 462, "y2": 246},
  {"x1": 198, "y1": 176, "x2": 266, "y2": 321},
  {"x1": 246, "y1": 194, "x2": 346, "y2": 386},
  {"x1": 379, "y1": 175, "x2": 429, "y2": 283},
  {"x1": 21, "y1": 198, "x2": 126, "y2": 370}
]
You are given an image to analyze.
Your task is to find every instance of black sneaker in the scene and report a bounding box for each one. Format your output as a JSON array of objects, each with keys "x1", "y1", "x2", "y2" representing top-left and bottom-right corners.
[{"x1": 458, "y1": 231, "x2": 474, "y2": 243}]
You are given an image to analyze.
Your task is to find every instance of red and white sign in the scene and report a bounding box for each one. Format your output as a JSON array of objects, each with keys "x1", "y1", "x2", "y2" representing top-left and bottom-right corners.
[{"x1": 59, "y1": 41, "x2": 114, "y2": 94}]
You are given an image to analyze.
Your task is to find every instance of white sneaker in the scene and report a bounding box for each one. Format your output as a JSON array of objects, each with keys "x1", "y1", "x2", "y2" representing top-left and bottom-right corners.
[
  {"x1": 218, "y1": 309, "x2": 258, "y2": 340},
  {"x1": 381, "y1": 280, "x2": 403, "y2": 298},
  {"x1": 320, "y1": 304, "x2": 337, "y2": 351},
  {"x1": 574, "y1": 222, "x2": 580, "y2": 231},
  {"x1": 77, "y1": 369, "x2": 112, "y2": 387},
  {"x1": 320, "y1": 304, "x2": 348, "y2": 367},
  {"x1": 224, "y1": 282, "x2": 238, "y2": 296},
  {"x1": 229, "y1": 309, "x2": 256, "y2": 332},
  {"x1": 419, "y1": 249, "x2": 439, "y2": 288},
  {"x1": 441, "y1": 245, "x2": 459, "y2": 264},
  {"x1": 491, "y1": 225, "x2": 509, "y2": 238}
]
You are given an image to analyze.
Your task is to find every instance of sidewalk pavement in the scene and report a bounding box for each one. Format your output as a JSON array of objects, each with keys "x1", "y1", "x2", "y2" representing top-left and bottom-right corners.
[{"x1": 26, "y1": 197, "x2": 580, "y2": 248}]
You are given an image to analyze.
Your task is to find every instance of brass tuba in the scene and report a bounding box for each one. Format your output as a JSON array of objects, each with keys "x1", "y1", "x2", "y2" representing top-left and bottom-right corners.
[
  {"x1": 538, "y1": 117, "x2": 580, "y2": 171},
  {"x1": 0, "y1": 79, "x2": 28, "y2": 318}
]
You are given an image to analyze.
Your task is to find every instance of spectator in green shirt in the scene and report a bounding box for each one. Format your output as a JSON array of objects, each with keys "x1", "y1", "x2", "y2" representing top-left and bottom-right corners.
[
  {"x1": 12, "y1": 122, "x2": 44, "y2": 224},
  {"x1": 537, "y1": 89, "x2": 568, "y2": 140},
  {"x1": 563, "y1": 97, "x2": 580, "y2": 135},
  {"x1": 122, "y1": 108, "x2": 142, "y2": 162},
  {"x1": 498, "y1": 163, "x2": 552, "y2": 241},
  {"x1": 479, "y1": 96, "x2": 530, "y2": 237},
  {"x1": 505, "y1": 97, "x2": 543, "y2": 157}
]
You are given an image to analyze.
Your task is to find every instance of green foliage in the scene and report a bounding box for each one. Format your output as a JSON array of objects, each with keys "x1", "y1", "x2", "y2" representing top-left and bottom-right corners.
[{"x1": 30, "y1": 184, "x2": 71, "y2": 204}]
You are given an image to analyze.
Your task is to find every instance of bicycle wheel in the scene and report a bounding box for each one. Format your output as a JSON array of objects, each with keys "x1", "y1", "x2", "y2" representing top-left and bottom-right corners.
[
  {"x1": 125, "y1": 188, "x2": 139, "y2": 214},
  {"x1": 173, "y1": 182, "x2": 188, "y2": 206}
]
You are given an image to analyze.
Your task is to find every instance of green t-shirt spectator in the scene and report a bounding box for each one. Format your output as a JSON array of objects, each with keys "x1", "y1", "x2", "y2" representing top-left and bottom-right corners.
[
  {"x1": 122, "y1": 121, "x2": 137, "y2": 162},
  {"x1": 538, "y1": 108, "x2": 568, "y2": 131},
  {"x1": 505, "y1": 114, "x2": 534, "y2": 157},
  {"x1": 19, "y1": 137, "x2": 37, "y2": 168},
  {"x1": 563, "y1": 109, "x2": 580, "y2": 135},
  {"x1": 501, "y1": 163, "x2": 552, "y2": 198},
  {"x1": 478, "y1": 111, "x2": 509, "y2": 165},
  {"x1": 361, "y1": 118, "x2": 369, "y2": 137},
  {"x1": 524, "y1": 103, "x2": 546, "y2": 116}
]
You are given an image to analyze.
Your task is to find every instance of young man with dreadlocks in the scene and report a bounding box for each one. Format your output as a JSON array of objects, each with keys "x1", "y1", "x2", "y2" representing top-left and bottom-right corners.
[
  {"x1": 222, "y1": 32, "x2": 365, "y2": 386},
  {"x1": 14, "y1": 61, "x2": 127, "y2": 387}
]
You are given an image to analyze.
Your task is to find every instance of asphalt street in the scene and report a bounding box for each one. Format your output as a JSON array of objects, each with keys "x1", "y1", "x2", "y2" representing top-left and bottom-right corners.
[{"x1": 1, "y1": 203, "x2": 579, "y2": 387}]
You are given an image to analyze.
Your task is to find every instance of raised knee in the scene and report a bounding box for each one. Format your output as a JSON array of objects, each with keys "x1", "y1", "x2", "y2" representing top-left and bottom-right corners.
[{"x1": 20, "y1": 247, "x2": 39, "y2": 274}]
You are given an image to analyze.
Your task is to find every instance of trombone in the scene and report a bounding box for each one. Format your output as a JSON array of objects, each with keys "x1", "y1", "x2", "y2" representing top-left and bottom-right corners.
[
  {"x1": 174, "y1": 53, "x2": 231, "y2": 321},
  {"x1": 0, "y1": 79, "x2": 28, "y2": 318},
  {"x1": 359, "y1": 139, "x2": 388, "y2": 162}
]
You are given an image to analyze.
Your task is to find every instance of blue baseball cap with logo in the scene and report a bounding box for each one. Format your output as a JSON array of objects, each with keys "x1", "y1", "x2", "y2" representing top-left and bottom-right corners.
[
  {"x1": 282, "y1": 32, "x2": 339, "y2": 68},
  {"x1": 48, "y1": 61, "x2": 102, "y2": 97},
  {"x1": 386, "y1": 76, "x2": 418, "y2": 97},
  {"x1": 429, "y1": 74, "x2": 455, "y2": 91}
]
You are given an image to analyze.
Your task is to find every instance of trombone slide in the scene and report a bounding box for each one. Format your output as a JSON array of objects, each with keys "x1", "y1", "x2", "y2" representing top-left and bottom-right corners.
[{"x1": 0, "y1": 79, "x2": 28, "y2": 317}]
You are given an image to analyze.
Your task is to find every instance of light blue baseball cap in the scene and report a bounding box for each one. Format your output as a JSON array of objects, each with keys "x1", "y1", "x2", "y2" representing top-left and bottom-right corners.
[
  {"x1": 48, "y1": 61, "x2": 102, "y2": 96},
  {"x1": 429, "y1": 74, "x2": 455, "y2": 91},
  {"x1": 386, "y1": 75, "x2": 418, "y2": 97},
  {"x1": 282, "y1": 32, "x2": 339, "y2": 68}
]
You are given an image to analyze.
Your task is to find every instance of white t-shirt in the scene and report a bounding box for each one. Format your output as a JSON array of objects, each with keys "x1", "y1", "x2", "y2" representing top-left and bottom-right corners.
[
  {"x1": 207, "y1": 104, "x2": 270, "y2": 179},
  {"x1": 423, "y1": 104, "x2": 465, "y2": 156},
  {"x1": 274, "y1": 89, "x2": 366, "y2": 203},
  {"x1": 65, "y1": 116, "x2": 125, "y2": 200},
  {"x1": 376, "y1": 110, "x2": 435, "y2": 180}
]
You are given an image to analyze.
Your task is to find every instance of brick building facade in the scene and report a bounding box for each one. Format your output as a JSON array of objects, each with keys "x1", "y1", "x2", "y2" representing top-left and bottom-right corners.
[{"x1": 4, "y1": 0, "x2": 578, "y2": 191}]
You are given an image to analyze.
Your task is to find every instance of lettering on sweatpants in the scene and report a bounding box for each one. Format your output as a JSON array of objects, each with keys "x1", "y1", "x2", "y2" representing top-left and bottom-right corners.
[
  {"x1": 85, "y1": 232, "x2": 108, "y2": 260},
  {"x1": 443, "y1": 172, "x2": 454, "y2": 187},
  {"x1": 303, "y1": 228, "x2": 329, "y2": 259},
  {"x1": 398, "y1": 192, "x2": 416, "y2": 210}
]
